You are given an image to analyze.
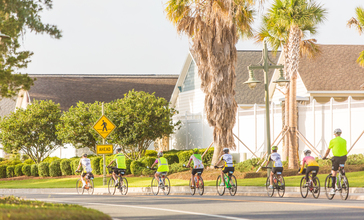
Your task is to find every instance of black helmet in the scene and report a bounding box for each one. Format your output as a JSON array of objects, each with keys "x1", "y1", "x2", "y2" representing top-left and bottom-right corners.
[{"x1": 223, "y1": 148, "x2": 229, "y2": 153}]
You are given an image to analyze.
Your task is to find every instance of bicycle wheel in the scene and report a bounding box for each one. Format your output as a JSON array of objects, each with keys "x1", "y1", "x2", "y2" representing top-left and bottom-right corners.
[
  {"x1": 119, "y1": 177, "x2": 128, "y2": 195},
  {"x1": 312, "y1": 176, "x2": 320, "y2": 199},
  {"x1": 86, "y1": 179, "x2": 94, "y2": 195},
  {"x1": 277, "y1": 176, "x2": 285, "y2": 198},
  {"x1": 340, "y1": 175, "x2": 349, "y2": 200},
  {"x1": 266, "y1": 177, "x2": 274, "y2": 197},
  {"x1": 216, "y1": 176, "x2": 225, "y2": 196},
  {"x1": 151, "y1": 177, "x2": 159, "y2": 195},
  {"x1": 325, "y1": 174, "x2": 335, "y2": 200},
  {"x1": 76, "y1": 179, "x2": 84, "y2": 195},
  {"x1": 229, "y1": 175, "x2": 237, "y2": 196},
  {"x1": 162, "y1": 177, "x2": 171, "y2": 195},
  {"x1": 197, "y1": 176, "x2": 204, "y2": 196},
  {"x1": 300, "y1": 177, "x2": 308, "y2": 198},
  {"x1": 108, "y1": 178, "x2": 116, "y2": 195},
  {"x1": 189, "y1": 178, "x2": 195, "y2": 195}
]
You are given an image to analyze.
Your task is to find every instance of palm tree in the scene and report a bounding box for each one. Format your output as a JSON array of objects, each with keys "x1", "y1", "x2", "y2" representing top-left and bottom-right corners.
[
  {"x1": 347, "y1": 6, "x2": 364, "y2": 67},
  {"x1": 165, "y1": 0, "x2": 255, "y2": 164},
  {"x1": 257, "y1": 0, "x2": 326, "y2": 169}
]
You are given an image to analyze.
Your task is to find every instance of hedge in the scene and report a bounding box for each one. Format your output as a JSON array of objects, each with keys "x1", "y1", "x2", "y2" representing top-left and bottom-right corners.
[
  {"x1": 49, "y1": 160, "x2": 62, "y2": 177},
  {"x1": 14, "y1": 164, "x2": 24, "y2": 177},
  {"x1": 6, "y1": 166, "x2": 14, "y2": 178},
  {"x1": 31, "y1": 164, "x2": 39, "y2": 177},
  {"x1": 22, "y1": 164, "x2": 32, "y2": 176},
  {"x1": 43, "y1": 157, "x2": 61, "y2": 164},
  {"x1": 38, "y1": 162, "x2": 50, "y2": 177},
  {"x1": 235, "y1": 158, "x2": 261, "y2": 172},
  {"x1": 0, "y1": 165, "x2": 7, "y2": 178},
  {"x1": 164, "y1": 154, "x2": 179, "y2": 164},
  {"x1": 143, "y1": 157, "x2": 156, "y2": 168},
  {"x1": 145, "y1": 150, "x2": 157, "y2": 157},
  {"x1": 60, "y1": 159, "x2": 72, "y2": 176},
  {"x1": 200, "y1": 147, "x2": 214, "y2": 166},
  {"x1": 71, "y1": 159, "x2": 80, "y2": 174},
  {"x1": 99, "y1": 156, "x2": 114, "y2": 175},
  {"x1": 130, "y1": 160, "x2": 145, "y2": 175},
  {"x1": 177, "y1": 150, "x2": 193, "y2": 164},
  {"x1": 91, "y1": 157, "x2": 102, "y2": 175},
  {"x1": 24, "y1": 159, "x2": 35, "y2": 165},
  {"x1": 169, "y1": 163, "x2": 189, "y2": 175},
  {"x1": 126, "y1": 159, "x2": 132, "y2": 175}
]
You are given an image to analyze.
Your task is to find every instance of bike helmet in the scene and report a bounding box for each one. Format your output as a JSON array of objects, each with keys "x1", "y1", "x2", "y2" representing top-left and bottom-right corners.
[
  {"x1": 271, "y1": 146, "x2": 278, "y2": 151},
  {"x1": 334, "y1": 128, "x2": 342, "y2": 135},
  {"x1": 193, "y1": 148, "x2": 199, "y2": 153},
  {"x1": 82, "y1": 153, "x2": 87, "y2": 157},
  {"x1": 223, "y1": 148, "x2": 229, "y2": 153},
  {"x1": 303, "y1": 149, "x2": 311, "y2": 155},
  {"x1": 116, "y1": 147, "x2": 122, "y2": 152},
  {"x1": 157, "y1": 151, "x2": 163, "y2": 157}
]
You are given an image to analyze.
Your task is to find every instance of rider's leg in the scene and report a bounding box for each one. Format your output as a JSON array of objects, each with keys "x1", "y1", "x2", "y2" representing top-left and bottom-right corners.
[
  {"x1": 221, "y1": 170, "x2": 225, "y2": 185},
  {"x1": 331, "y1": 170, "x2": 337, "y2": 188},
  {"x1": 155, "y1": 172, "x2": 161, "y2": 184},
  {"x1": 81, "y1": 174, "x2": 86, "y2": 187},
  {"x1": 112, "y1": 172, "x2": 118, "y2": 182},
  {"x1": 269, "y1": 171, "x2": 274, "y2": 186},
  {"x1": 191, "y1": 174, "x2": 195, "y2": 187}
]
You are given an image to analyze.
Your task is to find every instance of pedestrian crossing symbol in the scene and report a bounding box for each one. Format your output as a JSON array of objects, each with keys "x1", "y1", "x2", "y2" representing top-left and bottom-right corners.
[{"x1": 93, "y1": 115, "x2": 116, "y2": 139}]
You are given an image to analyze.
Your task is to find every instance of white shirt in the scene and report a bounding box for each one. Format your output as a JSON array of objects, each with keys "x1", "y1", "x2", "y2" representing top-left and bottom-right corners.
[
  {"x1": 189, "y1": 154, "x2": 204, "y2": 169},
  {"x1": 219, "y1": 154, "x2": 234, "y2": 167},
  {"x1": 80, "y1": 158, "x2": 92, "y2": 172},
  {"x1": 269, "y1": 153, "x2": 283, "y2": 167}
]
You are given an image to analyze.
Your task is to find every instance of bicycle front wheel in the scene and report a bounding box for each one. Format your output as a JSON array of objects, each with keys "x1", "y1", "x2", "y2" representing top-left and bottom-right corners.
[
  {"x1": 197, "y1": 176, "x2": 204, "y2": 196},
  {"x1": 189, "y1": 178, "x2": 195, "y2": 195},
  {"x1": 119, "y1": 177, "x2": 128, "y2": 195},
  {"x1": 108, "y1": 178, "x2": 116, "y2": 195},
  {"x1": 229, "y1": 175, "x2": 237, "y2": 196},
  {"x1": 216, "y1": 176, "x2": 225, "y2": 196},
  {"x1": 325, "y1": 174, "x2": 335, "y2": 200},
  {"x1": 86, "y1": 179, "x2": 94, "y2": 195},
  {"x1": 162, "y1": 177, "x2": 171, "y2": 195},
  {"x1": 76, "y1": 179, "x2": 84, "y2": 195},
  {"x1": 277, "y1": 176, "x2": 285, "y2": 198},
  {"x1": 312, "y1": 176, "x2": 320, "y2": 199},
  {"x1": 266, "y1": 177, "x2": 274, "y2": 197},
  {"x1": 300, "y1": 177, "x2": 308, "y2": 198},
  {"x1": 151, "y1": 177, "x2": 159, "y2": 195},
  {"x1": 340, "y1": 175, "x2": 349, "y2": 200}
]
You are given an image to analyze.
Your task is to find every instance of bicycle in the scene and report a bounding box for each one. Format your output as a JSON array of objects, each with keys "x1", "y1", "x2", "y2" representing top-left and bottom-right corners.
[
  {"x1": 262, "y1": 167, "x2": 285, "y2": 198},
  {"x1": 107, "y1": 166, "x2": 128, "y2": 195},
  {"x1": 75, "y1": 170, "x2": 94, "y2": 195},
  {"x1": 149, "y1": 167, "x2": 170, "y2": 195},
  {"x1": 215, "y1": 166, "x2": 237, "y2": 196},
  {"x1": 183, "y1": 165, "x2": 204, "y2": 196},
  {"x1": 324, "y1": 163, "x2": 349, "y2": 200},
  {"x1": 299, "y1": 168, "x2": 320, "y2": 199}
]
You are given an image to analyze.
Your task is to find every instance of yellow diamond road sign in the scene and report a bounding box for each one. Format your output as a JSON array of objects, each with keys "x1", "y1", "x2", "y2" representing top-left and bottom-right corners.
[
  {"x1": 97, "y1": 145, "x2": 113, "y2": 154},
  {"x1": 93, "y1": 115, "x2": 116, "y2": 139}
]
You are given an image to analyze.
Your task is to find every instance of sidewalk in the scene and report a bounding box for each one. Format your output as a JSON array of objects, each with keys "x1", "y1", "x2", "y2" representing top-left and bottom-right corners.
[{"x1": 1, "y1": 186, "x2": 364, "y2": 200}]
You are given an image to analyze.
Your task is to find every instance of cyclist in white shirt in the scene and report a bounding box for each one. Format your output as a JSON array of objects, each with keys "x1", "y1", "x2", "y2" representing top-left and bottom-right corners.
[
  {"x1": 186, "y1": 148, "x2": 204, "y2": 188},
  {"x1": 214, "y1": 148, "x2": 234, "y2": 186},
  {"x1": 265, "y1": 146, "x2": 283, "y2": 189},
  {"x1": 76, "y1": 154, "x2": 93, "y2": 188}
]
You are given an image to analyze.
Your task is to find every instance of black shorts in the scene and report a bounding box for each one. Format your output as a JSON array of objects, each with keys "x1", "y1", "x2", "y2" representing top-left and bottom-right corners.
[
  {"x1": 331, "y1": 155, "x2": 347, "y2": 171},
  {"x1": 82, "y1": 172, "x2": 94, "y2": 179},
  {"x1": 113, "y1": 168, "x2": 126, "y2": 176},
  {"x1": 272, "y1": 167, "x2": 283, "y2": 174},
  {"x1": 192, "y1": 168, "x2": 204, "y2": 175},
  {"x1": 222, "y1": 167, "x2": 234, "y2": 174},
  {"x1": 305, "y1": 166, "x2": 319, "y2": 180}
]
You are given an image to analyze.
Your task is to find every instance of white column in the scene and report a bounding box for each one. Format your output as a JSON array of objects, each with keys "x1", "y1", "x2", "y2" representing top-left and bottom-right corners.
[
  {"x1": 254, "y1": 103, "x2": 257, "y2": 152},
  {"x1": 312, "y1": 99, "x2": 316, "y2": 147},
  {"x1": 271, "y1": 102, "x2": 274, "y2": 140},
  {"x1": 237, "y1": 107, "x2": 240, "y2": 153},
  {"x1": 330, "y1": 97, "x2": 334, "y2": 139},
  {"x1": 348, "y1": 96, "x2": 352, "y2": 147},
  {"x1": 185, "y1": 112, "x2": 188, "y2": 149}
]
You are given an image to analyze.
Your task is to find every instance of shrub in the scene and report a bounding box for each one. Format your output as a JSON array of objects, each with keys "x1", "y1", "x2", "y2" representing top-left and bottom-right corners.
[
  {"x1": 200, "y1": 147, "x2": 214, "y2": 166},
  {"x1": 24, "y1": 159, "x2": 35, "y2": 165},
  {"x1": 38, "y1": 162, "x2": 50, "y2": 177},
  {"x1": 99, "y1": 156, "x2": 114, "y2": 175},
  {"x1": 22, "y1": 164, "x2": 32, "y2": 176},
  {"x1": 169, "y1": 163, "x2": 189, "y2": 175},
  {"x1": 347, "y1": 154, "x2": 364, "y2": 165},
  {"x1": 71, "y1": 158, "x2": 80, "y2": 174},
  {"x1": 235, "y1": 158, "x2": 261, "y2": 173},
  {"x1": 91, "y1": 157, "x2": 102, "y2": 175},
  {"x1": 3, "y1": 159, "x2": 22, "y2": 166},
  {"x1": 177, "y1": 150, "x2": 193, "y2": 164},
  {"x1": 164, "y1": 154, "x2": 179, "y2": 164},
  {"x1": 316, "y1": 158, "x2": 332, "y2": 167},
  {"x1": 31, "y1": 164, "x2": 39, "y2": 177},
  {"x1": 20, "y1": 154, "x2": 29, "y2": 161},
  {"x1": 125, "y1": 159, "x2": 132, "y2": 175},
  {"x1": 43, "y1": 156, "x2": 61, "y2": 164},
  {"x1": 60, "y1": 159, "x2": 73, "y2": 176},
  {"x1": 6, "y1": 166, "x2": 15, "y2": 178},
  {"x1": 49, "y1": 160, "x2": 62, "y2": 177},
  {"x1": 145, "y1": 150, "x2": 157, "y2": 157},
  {"x1": 14, "y1": 164, "x2": 24, "y2": 176},
  {"x1": 143, "y1": 157, "x2": 157, "y2": 168},
  {"x1": 130, "y1": 160, "x2": 145, "y2": 175},
  {"x1": 0, "y1": 165, "x2": 7, "y2": 178},
  {"x1": 141, "y1": 168, "x2": 154, "y2": 176},
  {"x1": 164, "y1": 149, "x2": 180, "y2": 155}
]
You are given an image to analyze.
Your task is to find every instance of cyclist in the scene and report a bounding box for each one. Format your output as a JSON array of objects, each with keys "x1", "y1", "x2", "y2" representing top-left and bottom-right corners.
[
  {"x1": 151, "y1": 151, "x2": 169, "y2": 186},
  {"x1": 76, "y1": 153, "x2": 93, "y2": 188},
  {"x1": 298, "y1": 149, "x2": 319, "y2": 184},
  {"x1": 214, "y1": 148, "x2": 234, "y2": 186},
  {"x1": 322, "y1": 128, "x2": 348, "y2": 195},
  {"x1": 107, "y1": 147, "x2": 126, "y2": 186},
  {"x1": 186, "y1": 148, "x2": 204, "y2": 188},
  {"x1": 265, "y1": 146, "x2": 283, "y2": 189}
]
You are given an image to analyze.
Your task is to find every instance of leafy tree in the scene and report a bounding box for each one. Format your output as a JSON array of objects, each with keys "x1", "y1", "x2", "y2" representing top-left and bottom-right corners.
[
  {"x1": 0, "y1": 100, "x2": 62, "y2": 163},
  {"x1": 107, "y1": 90, "x2": 180, "y2": 160},
  {"x1": 0, "y1": 0, "x2": 61, "y2": 98},
  {"x1": 347, "y1": 6, "x2": 364, "y2": 67}
]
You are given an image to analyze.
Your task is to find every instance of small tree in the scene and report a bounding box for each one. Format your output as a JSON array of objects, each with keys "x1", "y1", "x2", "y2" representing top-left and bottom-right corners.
[{"x1": 0, "y1": 100, "x2": 62, "y2": 163}]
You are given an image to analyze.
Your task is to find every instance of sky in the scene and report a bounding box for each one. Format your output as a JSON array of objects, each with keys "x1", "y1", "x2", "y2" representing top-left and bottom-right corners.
[{"x1": 19, "y1": 0, "x2": 364, "y2": 75}]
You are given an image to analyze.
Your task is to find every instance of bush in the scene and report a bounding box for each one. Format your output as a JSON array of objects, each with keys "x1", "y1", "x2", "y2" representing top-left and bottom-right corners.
[
  {"x1": 43, "y1": 156, "x2": 61, "y2": 164},
  {"x1": 235, "y1": 158, "x2": 261, "y2": 172},
  {"x1": 200, "y1": 147, "x2": 214, "y2": 166},
  {"x1": 164, "y1": 154, "x2": 179, "y2": 164},
  {"x1": 49, "y1": 160, "x2": 62, "y2": 177},
  {"x1": 99, "y1": 156, "x2": 114, "y2": 175},
  {"x1": 71, "y1": 158, "x2": 80, "y2": 174},
  {"x1": 145, "y1": 150, "x2": 157, "y2": 157},
  {"x1": 22, "y1": 164, "x2": 32, "y2": 176},
  {"x1": 177, "y1": 150, "x2": 193, "y2": 164},
  {"x1": 6, "y1": 166, "x2": 15, "y2": 178},
  {"x1": 316, "y1": 158, "x2": 332, "y2": 167},
  {"x1": 141, "y1": 168, "x2": 154, "y2": 176},
  {"x1": 347, "y1": 154, "x2": 364, "y2": 165},
  {"x1": 169, "y1": 163, "x2": 189, "y2": 175},
  {"x1": 31, "y1": 164, "x2": 39, "y2": 177},
  {"x1": 14, "y1": 164, "x2": 24, "y2": 176},
  {"x1": 126, "y1": 159, "x2": 132, "y2": 175},
  {"x1": 2, "y1": 159, "x2": 22, "y2": 166},
  {"x1": 38, "y1": 162, "x2": 50, "y2": 177},
  {"x1": 20, "y1": 154, "x2": 29, "y2": 161},
  {"x1": 143, "y1": 157, "x2": 157, "y2": 168},
  {"x1": 91, "y1": 157, "x2": 102, "y2": 175},
  {"x1": 0, "y1": 165, "x2": 7, "y2": 178},
  {"x1": 130, "y1": 161, "x2": 145, "y2": 175},
  {"x1": 24, "y1": 159, "x2": 35, "y2": 165},
  {"x1": 60, "y1": 159, "x2": 73, "y2": 176}
]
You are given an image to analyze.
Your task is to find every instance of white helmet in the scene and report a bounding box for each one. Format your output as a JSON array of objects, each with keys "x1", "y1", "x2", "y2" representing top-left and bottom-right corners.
[
  {"x1": 334, "y1": 128, "x2": 342, "y2": 135},
  {"x1": 157, "y1": 151, "x2": 163, "y2": 157},
  {"x1": 303, "y1": 149, "x2": 311, "y2": 155}
]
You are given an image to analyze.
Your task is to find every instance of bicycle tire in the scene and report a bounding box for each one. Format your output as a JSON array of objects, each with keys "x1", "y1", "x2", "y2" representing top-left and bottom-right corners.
[
  {"x1": 312, "y1": 176, "x2": 320, "y2": 199},
  {"x1": 119, "y1": 177, "x2": 128, "y2": 195},
  {"x1": 325, "y1": 174, "x2": 335, "y2": 200},
  {"x1": 197, "y1": 176, "x2": 204, "y2": 196},
  {"x1": 266, "y1": 177, "x2": 274, "y2": 197},
  {"x1": 216, "y1": 176, "x2": 225, "y2": 196},
  {"x1": 277, "y1": 176, "x2": 285, "y2": 198},
  {"x1": 86, "y1": 179, "x2": 94, "y2": 195},
  {"x1": 189, "y1": 178, "x2": 195, "y2": 195},
  {"x1": 108, "y1": 177, "x2": 116, "y2": 195},
  {"x1": 162, "y1": 177, "x2": 171, "y2": 195},
  {"x1": 229, "y1": 175, "x2": 237, "y2": 196},
  {"x1": 300, "y1": 177, "x2": 308, "y2": 198},
  {"x1": 151, "y1": 177, "x2": 159, "y2": 195},
  {"x1": 76, "y1": 179, "x2": 84, "y2": 195},
  {"x1": 340, "y1": 175, "x2": 349, "y2": 200}
]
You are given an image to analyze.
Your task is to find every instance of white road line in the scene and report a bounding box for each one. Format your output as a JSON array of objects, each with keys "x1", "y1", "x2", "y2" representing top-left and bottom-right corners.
[{"x1": 43, "y1": 199, "x2": 249, "y2": 220}]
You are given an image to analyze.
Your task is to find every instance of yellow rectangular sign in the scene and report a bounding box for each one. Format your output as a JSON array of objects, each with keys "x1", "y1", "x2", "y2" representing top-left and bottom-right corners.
[{"x1": 97, "y1": 145, "x2": 113, "y2": 154}]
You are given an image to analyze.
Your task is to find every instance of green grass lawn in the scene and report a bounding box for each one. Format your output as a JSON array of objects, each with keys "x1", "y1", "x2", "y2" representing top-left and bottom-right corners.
[{"x1": 0, "y1": 171, "x2": 363, "y2": 188}]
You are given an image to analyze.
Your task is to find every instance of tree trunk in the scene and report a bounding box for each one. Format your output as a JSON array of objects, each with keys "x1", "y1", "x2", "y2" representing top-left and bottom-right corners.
[
  {"x1": 282, "y1": 90, "x2": 289, "y2": 161},
  {"x1": 211, "y1": 143, "x2": 222, "y2": 167}
]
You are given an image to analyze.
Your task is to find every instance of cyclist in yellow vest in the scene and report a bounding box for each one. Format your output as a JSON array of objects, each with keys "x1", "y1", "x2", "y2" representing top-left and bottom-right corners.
[
  {"x1": 151, "y1": 151, "x2": 169, "y2": 185},
  {"x1": 107, "y1": 147, "x2": 126, "y2": 186}
]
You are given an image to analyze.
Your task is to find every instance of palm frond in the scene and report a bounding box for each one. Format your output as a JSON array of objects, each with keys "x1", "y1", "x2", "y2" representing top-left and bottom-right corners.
[
  {"x1": 299, "y1": 39, "x2": 321, "y2": 59},
  {"x1": 357, "y1": 50, "x2": 364, "y2": 67}
]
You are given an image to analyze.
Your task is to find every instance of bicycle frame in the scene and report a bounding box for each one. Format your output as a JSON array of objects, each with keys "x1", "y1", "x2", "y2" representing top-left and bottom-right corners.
[{"x1": 223, "y1": 172, "x2": 233, "y2": 188}]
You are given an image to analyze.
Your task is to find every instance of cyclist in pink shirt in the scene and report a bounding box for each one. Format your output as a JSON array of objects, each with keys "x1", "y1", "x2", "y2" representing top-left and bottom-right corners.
[{"x1": 298, "y1": 149, "x2": 319, "y2": 182}]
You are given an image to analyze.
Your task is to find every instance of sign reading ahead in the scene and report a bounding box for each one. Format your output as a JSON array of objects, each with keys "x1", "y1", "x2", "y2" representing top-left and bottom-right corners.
[
  {"x1": 93, "y1": 115, "x2": 116, "y2": 139},
  {"x1": 97, "y1": 144, "x2": 113, "y2": 154}
]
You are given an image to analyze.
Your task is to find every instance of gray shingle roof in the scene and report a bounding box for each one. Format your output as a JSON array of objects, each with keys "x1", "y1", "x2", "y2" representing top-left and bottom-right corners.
[{"x1": 0, "y1": 98, "x2": 16, "y2": 117}]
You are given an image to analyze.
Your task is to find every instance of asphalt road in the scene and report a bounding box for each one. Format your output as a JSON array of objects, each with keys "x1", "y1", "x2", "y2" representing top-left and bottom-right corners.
[{"x1": 5, "y1": 193, "x2": 364, "y2": 220}]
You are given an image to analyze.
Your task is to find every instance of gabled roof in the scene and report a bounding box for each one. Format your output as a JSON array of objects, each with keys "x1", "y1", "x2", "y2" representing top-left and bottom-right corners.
[
  {"x1": 28, "y1": 74, "x2": 178, "y2": 111},
  {"x1": 0, "y1": 98, "x2": 16, "y2": 117}
]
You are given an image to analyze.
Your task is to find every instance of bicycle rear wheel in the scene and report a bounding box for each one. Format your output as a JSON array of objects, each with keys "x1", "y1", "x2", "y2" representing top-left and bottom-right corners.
[
  {"x1": 119, "y1": 177, "x2": 128, "y2": 195},
  {"x1": 85, "y1": 179, "x2": 94, "y2": 195},
  {"x1": 108, "y1": 177, "x2": 116, "y2": 195},
  {"x1": 76, "y1": 179, "x2": 84, "y2": 195},
  {"x1": 325, "y1": 174, "x2": 335, "y2": 200},
  {"x1": 312, "y1": 176, "x2": 320, "y2": 199},
  {"x1": 216, "y1": 176, "x2": 225, "y2": 196},
  {"x1": 189, "y1": 178, "x2": 195, "y2": 195},
  {"x1": 277, "y1": 176, "x2": 285, "y2": 198},
  {"x1": 162, "y1": 177, "x2": 171, "y2": 195},
  {"x1": 340, "y1": 175, "x2": 349, "y2": 200},
  {"x1": 229, "y1": 175, "x2": 237, "y2": 196},
  {"x1": 151, "y1": 177, "x2": 159, "y2": 195},
  {"x1": 266, "y1": 177, "x2": 274, "y2": 197},
  {"x1": 197, "y1": 176, "x2": 204, "y2": 196},
  {"x1": 300, "y1": 177, "x2": 308, "y2": 198}
]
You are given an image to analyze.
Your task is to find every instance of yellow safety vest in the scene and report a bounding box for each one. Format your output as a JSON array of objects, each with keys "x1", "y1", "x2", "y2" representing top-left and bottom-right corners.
[{"x1": 157, "y1": 157, "x2": 169, "y2": 172}]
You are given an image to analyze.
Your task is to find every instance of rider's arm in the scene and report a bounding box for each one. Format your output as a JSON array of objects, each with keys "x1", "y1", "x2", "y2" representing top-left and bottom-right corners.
[
  {"x1": 323, "y1": 148, "x2": 330, "y2": 159},
  {"x1": 265, "y1": 155, "x2": 271, "y2": 167},
  {"x1": 107, "y1": 159, "x2": 115, "y2": 167},
  {"x1": 76, "y1": 161, "x2": 81, "y2": 171},
  {"x1": 151, "y1": 160, "x2": 158, "y2": 169},
  {"x1": 186, "y1": 157, "x2": 192, "y2": 167}
]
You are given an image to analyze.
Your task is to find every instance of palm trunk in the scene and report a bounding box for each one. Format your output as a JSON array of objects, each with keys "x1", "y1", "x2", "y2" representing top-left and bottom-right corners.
[{"x1": 282, "y1": 45, "x2": 290, "y2": 161}]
